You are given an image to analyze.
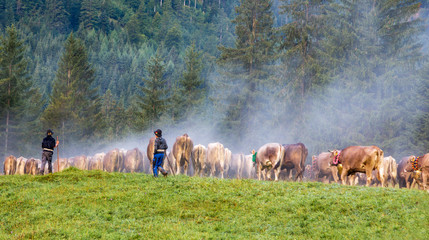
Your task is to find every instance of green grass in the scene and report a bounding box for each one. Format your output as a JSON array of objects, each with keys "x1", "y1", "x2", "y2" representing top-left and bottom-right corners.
[{"x1": 1, "y1": 168, "x2": 428, "y2": 240}]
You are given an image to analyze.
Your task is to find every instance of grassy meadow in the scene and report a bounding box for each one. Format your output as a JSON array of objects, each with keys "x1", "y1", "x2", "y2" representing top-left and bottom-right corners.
[{"x1": 0, "y1": 168, "x2": 428, "y2": 240}]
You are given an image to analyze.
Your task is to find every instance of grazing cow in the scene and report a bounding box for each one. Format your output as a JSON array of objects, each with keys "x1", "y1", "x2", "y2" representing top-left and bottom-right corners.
[
  {"x1": 103, "y1": 148, "x2": 125, "y2": 172},
  {"x1": 207, "y1": 142, "x2": 226, "y2": 178},
  {"x1": 224, "y1": 148, "x2": 232, "y2": 178},
  {"x1": 4, "y1": 155, "x2": 17, "y2": 175},
  {"x1": 312, "y1": 152, "x2": 340, "y2": 183},
  {"x1": 303, "y1": 165, "x2": 312, "y2": 181},
  {"x1": 397, "y1": 156, "x2": 415, "y2": 189},
  {"x1": 243, "y1": 154, "x2": 256, "y2": 179},
  {"x1": 255, "y1": 143, "x2": 285, "y2": 181},
  {"x1": 147, "y1": 137, "x2": 156, "y2": 171},
  {"x1": 404, "y1": 153, "x2": 429, "y2": 190},
  {"x1": 332, "y1": 146, "x2": 384, "y2": 187},
  {"x1": 88, "y1": 153, "x2": 105, "y2": 171},
  {"x1": 229, "y1": 154, "x2": 244, "y2": 179},
  {"x1": 24, "y1": 158, "x2": 40, "y2": 175},
  {"x1": 172, "y1": 134, "x2": 194, "y2": 175},
  {"x1": 15, "y1": 157, "x2": 27, "y2": 175},
  {"x1": 70, "y1": 155, "x2": 88, "y2": 170},
  {"x1": 124, "y1": 148, "x2": 144, "y2": 173},
  {"x1": 280, "y1": 143, "x2": 308, "y2": 181},
  {"x1": 192, "y1": 144, "x2": 206, "y2": 177}
]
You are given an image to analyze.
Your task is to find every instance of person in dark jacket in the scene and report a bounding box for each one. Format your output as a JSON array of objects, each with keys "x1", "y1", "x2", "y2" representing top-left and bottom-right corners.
[
  {"x1": 40, "y1": 129, "x2": 59, "y2": 175},
  {"x1": 153, "y1": 129, "x2": 168, "y2": 177}
]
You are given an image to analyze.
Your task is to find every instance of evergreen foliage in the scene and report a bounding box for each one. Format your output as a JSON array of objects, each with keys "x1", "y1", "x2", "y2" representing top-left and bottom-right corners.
[{"x1": 42, "y1": 33, "x2": 102, "y2": 156}]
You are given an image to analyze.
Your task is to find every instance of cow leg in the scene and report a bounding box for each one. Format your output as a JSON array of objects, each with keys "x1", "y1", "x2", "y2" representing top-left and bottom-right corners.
[
  {"x1": 348, "y1": 174, "x2": 355, "y2": 186},
  {"x1": 377, "y1": 166, "x2": 385, "y2": 187},
  {"x1": 274, "y1": 167, "x2": 281, "y2": 182},
  {"x1": 422, "y1": 172, "x2": 427, "y2": 191},
  {"x1": 365, "y1": 168, "x2": 373, "y2": 187},
  {"x1": 341, "y1": 169, "x2": 348, "y2": 185}
]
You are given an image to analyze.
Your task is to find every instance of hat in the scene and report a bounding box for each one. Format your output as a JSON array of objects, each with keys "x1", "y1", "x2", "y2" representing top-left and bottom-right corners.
[
  {"x1": 47, "y1": 129, "x2": 54, "y2": 135},
  {"x1": 154, "y1": 129, "x2": 162, "y2": 137}
]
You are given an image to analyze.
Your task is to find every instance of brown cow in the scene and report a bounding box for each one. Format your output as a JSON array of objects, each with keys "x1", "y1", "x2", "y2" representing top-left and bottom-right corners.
[
  {"x1": 54, "y1": 158, "x2": 71, "y2": 172},
  {"x1": 312, "y1": 152, "x2": 339, "y2": 183},
  {"x1": 147, "y1": 137, "x2": 156, "y2": 171},
  {"x1": 15, "y1": 157, "x2": 27, "y2": 175},
  {"x1": 397, "y1": 156, "x2": 415, "y2": 188},
  {"x1": 163, "y1": 151, "x2": 177, "y2": 174},
  {"x1": 70, "y1": 155, "x2": 88, "y2": 170},
  {"x1": 303, "y1": 165, "x2": 312, "y2": 181},
  {"x1": 88, "y1": 153, "x2": 105, "y2": 171},
  {"x1": 333, "y1": 146, "x2": 384, "y2": 187},
  {"x1": 280, "y1": 143, "x2": 308, "y2": 181},
  {"x1": 124, "y1": 148, "x2": 144, "y2": 173},
  {"x1": 103, "y1": 148, "x2": 125, "y2": 172},
  {"x1": 24, "y1": 158, "x2": 40, "y2": 175},
  {"x1": 192, "y1": 144, "x2": 206, "y2": 177},
  {"x1": 207, "y1": 142, "x2": 226, "y2": 178},
  {"x1": 228, "y1": 154, "x2": 244, "y2": 179},
  {"x1": 255, "y1": 143, "x2": 285, "y2": 181},
  {"x1": 172, "y1": 134, "x2": 194, "y2": 175},
  {"x1": 4, "y1": 155, "x2": 17, "y2": 175},
  {"x1": 404, "y1": 153, "x2": 429, "y2": 190}
]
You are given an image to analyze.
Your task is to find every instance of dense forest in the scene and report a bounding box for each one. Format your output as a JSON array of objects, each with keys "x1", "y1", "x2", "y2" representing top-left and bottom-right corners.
[{"x1": 0, "y1": 0, "x2": 428, "y2": 165}]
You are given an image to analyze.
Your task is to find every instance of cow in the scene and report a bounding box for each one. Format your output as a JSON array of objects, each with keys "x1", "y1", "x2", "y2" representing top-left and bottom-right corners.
[
  {"x1": 163, "y1": 151, "x2": 177, "y2": 175},
  {"x1": 147, "y1": 137, "x2": 156, "y2": 171},
  {"x1": 70, "y1": 155, "x2": 88, "y2": 170},
  {"x1": 54, "y1": 158, "x2": 71, "y2": 172},
  {"x1": 224, "y1": 148, "x2": 232, "y2": 178},
  {"x1": 207, "y1": 142, "x2": 226, "y2": 178},
  {"x1": 280, "y1": 143, "x2": 308, "y2": 181},
  {"x1": 172, "y1": 134, "x2": 194, "y2": 175},
  {"x1": 380, "y1": 156, "x2": 397, "y2": 187},
  {"x1": 242, "y1": 154, "x2": 256, "y2": 179},
  {"x1": 192, "y1": 144, "x2": 206, "y2": 177},
  {"x1": 255, "y1": 143, "x2": 285, "y2": 181},
  {"x1": 103, "y1": 148, "x2": 125, "y2": 172},
  {"x1": 404, "y1": 153, "x2": 429, "y2": 190},
  {"x1": 332, "y1": 146, "x2": 384, "y2": 187},
  {"x1": 88, "y1": 153, "x2": 105, "y2": 171},
  {"x1": 24, "y1": 158, "x2": 40, "y2": 175},
  {"x1": 303, "y1": 165, "x2": 312, "y2": 181},
  {"x1": 312, "y1": 152, "x2": 340, "y2": 183},
  {"x1": 15, "y1": 157, "x2": 27, "y2": 175},
  {"x1": 4, "y1": 155, "x2": 17, "y2": 175},
  {"x1": 397, "y1": 156, "x2": 415, "y2": 189},
  {"x1": 228, "y1": 154, "x2": 244, "y2": 179},
  {"x1": 124, "y1": 148, "x2": 144, "y2": 173}
]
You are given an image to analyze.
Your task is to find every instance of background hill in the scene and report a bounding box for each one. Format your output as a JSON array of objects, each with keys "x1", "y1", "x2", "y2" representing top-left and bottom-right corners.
[
  {"x1": 0, "y1": 168, "x2": 428, "y2": 239},
  {"x1": 0, "y1": 0, "x2": 428, "y2": 166}
]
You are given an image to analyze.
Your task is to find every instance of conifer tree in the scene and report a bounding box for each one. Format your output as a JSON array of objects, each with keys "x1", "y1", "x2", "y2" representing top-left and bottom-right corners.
[
  {"x1": 42, "y1": 33, "x2": 102, "y2": 155},
  {"x1": 217, "y1": 0, "x2": 275, "y2": 141},
  {"x1": 0, "y1": 25, "x2": 41, "y2": 159},
  {"x1": 137, "y1": 54, "x2": 169, "y2": 130}
]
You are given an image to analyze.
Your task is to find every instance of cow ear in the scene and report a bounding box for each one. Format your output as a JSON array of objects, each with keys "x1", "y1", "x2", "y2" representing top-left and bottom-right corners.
[{"x1": 328, "y1": 150, "x2": 332, "y2": 153}]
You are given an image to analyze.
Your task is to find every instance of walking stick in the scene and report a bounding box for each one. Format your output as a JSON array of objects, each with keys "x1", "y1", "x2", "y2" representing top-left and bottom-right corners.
[
  {"x1": 165, "y1": 152, "x2": 176, "y2": 176},
  {"x1": 56, "y1": 136, "x2": 59, "y2": 172}
]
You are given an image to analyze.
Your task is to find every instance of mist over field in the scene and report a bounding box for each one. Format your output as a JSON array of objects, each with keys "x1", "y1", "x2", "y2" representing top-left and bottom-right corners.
[{"x1": 0, "y1": 0, "x2": 428, "y2": 168}]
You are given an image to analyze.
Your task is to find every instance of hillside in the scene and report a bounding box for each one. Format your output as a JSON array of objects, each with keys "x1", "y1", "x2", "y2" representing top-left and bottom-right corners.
[{"x1": 1, "y1": 168, "x2": 428, "y2": 239}]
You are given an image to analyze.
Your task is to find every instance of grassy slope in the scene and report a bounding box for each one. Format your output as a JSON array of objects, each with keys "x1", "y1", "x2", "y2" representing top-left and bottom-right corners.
[{"x1": 0, "y1": 168, "x2": 428, "y2": 240}]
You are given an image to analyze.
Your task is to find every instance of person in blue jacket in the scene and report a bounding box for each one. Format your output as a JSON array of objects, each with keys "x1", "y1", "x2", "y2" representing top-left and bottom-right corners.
[{"x1": 153, "y1": 129, "x2": 168, "y2": 177}]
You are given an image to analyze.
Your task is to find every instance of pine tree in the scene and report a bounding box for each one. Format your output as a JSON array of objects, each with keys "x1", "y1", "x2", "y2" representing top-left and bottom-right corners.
[
  {"x1": 0, "y1": 25, "x2": 40, "y2": 159},
  {"x1": 42, "y1": 33, "x2": 102, "y2": 155},
  {"x1": 217, "y1": 0, "x2": 275, "y2": 142},
  {"x1": 137, "y1": 54, "x2": 169, "y2": 130}
]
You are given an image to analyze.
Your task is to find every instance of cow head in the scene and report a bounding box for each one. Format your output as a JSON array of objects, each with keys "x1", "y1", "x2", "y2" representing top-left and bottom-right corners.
[
  {"x1": 328, "y1": 150, "x2": 340, "y2": 166},
  {"x1": 403, "y1": 155, "x2": 422, "y2": 173}
]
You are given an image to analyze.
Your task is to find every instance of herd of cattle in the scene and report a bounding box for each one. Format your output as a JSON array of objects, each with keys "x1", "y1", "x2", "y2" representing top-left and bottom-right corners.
[{"x1": 2, "y1": 134, "x2": 428, "y2": 191}]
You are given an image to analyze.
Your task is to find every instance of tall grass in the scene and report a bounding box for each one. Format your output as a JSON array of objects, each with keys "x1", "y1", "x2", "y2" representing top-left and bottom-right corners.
[{"x1": 1, "y1": 168, "x2": 428, "y2": 239}]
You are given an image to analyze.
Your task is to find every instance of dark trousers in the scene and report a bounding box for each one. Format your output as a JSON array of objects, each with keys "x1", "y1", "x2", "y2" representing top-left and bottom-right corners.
[
  {"x1": 40, "y1": 151, "x2": 53, "y2": 175},
  {"x1": 153, "y1": 153, "x2": 166, "y2": 177}
]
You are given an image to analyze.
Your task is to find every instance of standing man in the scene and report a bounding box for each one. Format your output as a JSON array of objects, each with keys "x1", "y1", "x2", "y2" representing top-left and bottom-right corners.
[
  {"x1": 40, "y1": 129, "x2": 59, "y2": 175},
  {"x1": 153, "y1": 129, "x2": 168, "y2": 177}
]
